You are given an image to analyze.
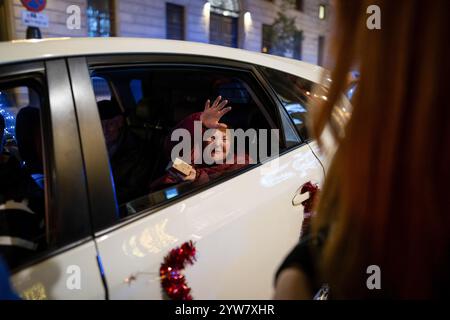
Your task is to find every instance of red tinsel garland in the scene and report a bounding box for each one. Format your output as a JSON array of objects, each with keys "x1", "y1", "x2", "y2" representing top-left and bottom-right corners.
[
  {"x1": 160, "y1": 240, "x2": 197, "y2": 300},
  {"x1": 300, "y1": 181, "x2": 320, "y2": 238}
]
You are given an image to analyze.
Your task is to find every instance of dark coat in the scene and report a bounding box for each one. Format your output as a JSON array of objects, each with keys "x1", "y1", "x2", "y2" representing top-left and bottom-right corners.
[{"x1": 110, "y1": 129, "x2": 151, "y2": 204}]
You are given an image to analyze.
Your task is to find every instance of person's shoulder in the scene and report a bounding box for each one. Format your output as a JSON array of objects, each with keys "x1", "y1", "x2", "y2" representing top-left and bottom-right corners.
[
  {"x1": 176, "y1": 112, "x2": 203, "y2": 128},
  {"x1": 187, "y1": 112, "x2": 202, "y2": 121}
]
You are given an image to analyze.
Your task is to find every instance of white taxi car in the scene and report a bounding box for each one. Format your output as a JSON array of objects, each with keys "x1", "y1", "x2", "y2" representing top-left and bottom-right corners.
[{"x1": 0, "y1": 38, "x2": 337, "y2": 300}]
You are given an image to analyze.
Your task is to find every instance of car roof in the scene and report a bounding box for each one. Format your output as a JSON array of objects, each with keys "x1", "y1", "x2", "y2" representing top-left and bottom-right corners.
[{"x1": 0, "y1": 37, "x2": 326, "y2": 84}]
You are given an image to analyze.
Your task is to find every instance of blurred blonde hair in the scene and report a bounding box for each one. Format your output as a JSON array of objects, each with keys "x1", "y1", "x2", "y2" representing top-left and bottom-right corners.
[{"x1": 311, "y1": 0, "x2": 450, "y2": 298}]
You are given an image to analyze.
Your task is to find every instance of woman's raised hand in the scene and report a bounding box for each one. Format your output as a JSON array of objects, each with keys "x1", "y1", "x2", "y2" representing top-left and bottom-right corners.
[{"x1": 200, "y1": 96, "x2": 232, "y2": 129}]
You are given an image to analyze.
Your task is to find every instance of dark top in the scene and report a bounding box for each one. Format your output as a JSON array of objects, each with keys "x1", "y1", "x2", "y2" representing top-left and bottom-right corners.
[{"x1": 274, "y1": 228, "x2": 328, "y2": 299}]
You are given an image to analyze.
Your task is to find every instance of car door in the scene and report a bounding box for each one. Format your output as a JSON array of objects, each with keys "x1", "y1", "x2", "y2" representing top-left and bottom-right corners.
[
  {"x1": 70, "y1": 54, "x2": 324, "y2": 299},
  {"x1": 0, "y1": 60, "x2": 106, "y2": 299}
]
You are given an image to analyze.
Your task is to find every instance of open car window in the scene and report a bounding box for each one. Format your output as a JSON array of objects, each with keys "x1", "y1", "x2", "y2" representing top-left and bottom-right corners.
[
  {"x1": 0, "y1": 81, "x2": 47, "y2": 271},
  {"x1": 89, "y1": 66, "x2": 283, "y2": 221},
  {"x1": 260, "y1": 66, "x2": 326, "y2": 141}
]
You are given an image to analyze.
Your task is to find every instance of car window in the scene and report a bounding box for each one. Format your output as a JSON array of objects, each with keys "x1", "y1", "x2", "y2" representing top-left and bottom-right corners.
[
  {"x1": 89, "y1": 66, "x2": 283, "y2": 221},
  {"x1": 130, "y1": 79, "x2": 143, "y2": 104},
  {"x1": 0, "y1": 81, "x2": 47, "y2": 271},
  {"x1": 92, "y1": 76, "x2": 111, "y2": 101},
  {"x1": 260, "y1": 67, "x2": 327, "y2": 141}
]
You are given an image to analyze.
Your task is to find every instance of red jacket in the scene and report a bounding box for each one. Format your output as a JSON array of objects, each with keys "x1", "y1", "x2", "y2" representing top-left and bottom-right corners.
[{"x1": 150, "y1": 112, "x2": 252, "y2": 191}]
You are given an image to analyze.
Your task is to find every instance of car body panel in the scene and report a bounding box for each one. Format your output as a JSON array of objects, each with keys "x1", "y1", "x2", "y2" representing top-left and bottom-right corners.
[
  {"x1": 0, "y1": 58, "x2": 105, "y2": 299},
  {"x1": 11, "y1": 241, "x2": 105, "y2": 299},
  {"x1": 96, "y1": 145, "x2": 323, "y2": 299},
  {"x1": 0, "y1": 38, "x2": 326, "y2": 84}
]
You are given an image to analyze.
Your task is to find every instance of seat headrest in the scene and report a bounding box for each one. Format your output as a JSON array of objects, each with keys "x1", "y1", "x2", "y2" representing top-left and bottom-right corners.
[
  {"x1": 136, "y1": 97, "x2": 164, "y2": 123},
  {"x1": 98, "y1": 98, "x2": 123, "y2": 120},
  {"x1": 135, "y1": 98, "x2": 152, "y2": 121}
]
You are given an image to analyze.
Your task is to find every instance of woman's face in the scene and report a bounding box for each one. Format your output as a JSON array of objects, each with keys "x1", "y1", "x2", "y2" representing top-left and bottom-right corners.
[{"x1": 204, "y1": 129, "x2": 231, "y2": 162}]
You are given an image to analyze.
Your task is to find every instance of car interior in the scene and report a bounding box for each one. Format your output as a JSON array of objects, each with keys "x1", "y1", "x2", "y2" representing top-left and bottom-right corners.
[
  {"x1": 91, "y1": 67, "x2": 277, "y2": 213},
  {"x1": 0, "y1": 83, "x2": 46, "y2": 270}
]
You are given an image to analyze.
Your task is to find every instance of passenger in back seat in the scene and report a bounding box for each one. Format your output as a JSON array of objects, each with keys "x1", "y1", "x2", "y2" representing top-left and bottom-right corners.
[
  {"x1": 0, "y1": 108, "x2": 45, "y2": 269},
  {"x1": 98, "y1": 99, "x2": 151, "y2": 204},
  {"x1": 149, "y1": 96, "x2": 253, "y2": 192}
]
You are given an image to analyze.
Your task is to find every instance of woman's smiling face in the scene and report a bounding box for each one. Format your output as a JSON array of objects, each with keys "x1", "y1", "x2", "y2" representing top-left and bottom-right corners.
[{"x1": 204, "y1": 128, "x2": 231, "y2": 163}]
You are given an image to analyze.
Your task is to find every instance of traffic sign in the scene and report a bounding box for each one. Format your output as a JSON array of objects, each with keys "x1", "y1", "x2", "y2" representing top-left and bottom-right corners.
[
  {"x1": 22, "y1": 10, "x2": 48, "y2": 28},
  {"x1": 21, "y1": 0, "x2": 46, "y2": 13}
]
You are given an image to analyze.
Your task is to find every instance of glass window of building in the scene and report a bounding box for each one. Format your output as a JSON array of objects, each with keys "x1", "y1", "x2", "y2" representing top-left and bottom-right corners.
[
  {"x1": 166, "y1": 3, "x2": 185, "y2": 40},
  {"x1": 261, "y1": 24, "x2": 272, "y2": 53},
  {"x1": 293, "y1": 31, "x2": 303, "y2": 60},
  {"x1": 318, "y1": 35, "x2": 325, "y2": 66},
  {"x1": 209, "y1": 0, "x2": 240, "y2": 48},
  {"x1": 87, "y1": 0, "x2": 114, "y2": 37}
]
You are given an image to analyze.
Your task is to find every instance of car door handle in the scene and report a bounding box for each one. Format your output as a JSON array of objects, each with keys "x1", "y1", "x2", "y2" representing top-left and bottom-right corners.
[
  {"x1": 292, "y1": 188, "x2": 311, "y2": 206},
  {"x1": 292, "y1": 181, "x2": 319, "y2": 207}
]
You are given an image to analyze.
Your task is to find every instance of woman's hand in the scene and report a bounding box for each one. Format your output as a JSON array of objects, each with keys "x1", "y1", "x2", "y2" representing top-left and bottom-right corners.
[
  {"x1": 182, "y1": 168, "x2": 197, "y2": 182},
  {"x1": 169, "y1": 167, "x2": 197, "y2": 182},
  {"x1": 200, "y1": 96, "x2": 232, "y2": 129}
]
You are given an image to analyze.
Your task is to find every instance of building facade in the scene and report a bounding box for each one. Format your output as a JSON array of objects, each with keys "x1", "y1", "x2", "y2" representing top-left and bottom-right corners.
[{"x1": 0, "y1": 0, "x2": 331, "y2": 65}]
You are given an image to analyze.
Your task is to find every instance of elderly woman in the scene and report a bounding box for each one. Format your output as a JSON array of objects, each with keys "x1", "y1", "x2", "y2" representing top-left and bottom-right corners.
[{"x1": 150, "y1": 96, "x2": 252, "y2": 191}]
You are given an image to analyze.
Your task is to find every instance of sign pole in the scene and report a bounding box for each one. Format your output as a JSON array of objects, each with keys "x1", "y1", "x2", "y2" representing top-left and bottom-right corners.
[
  {"x1": 20, "y1": 0, "x2": 47, "y2": 39},
  {"x1": 26, "y1": 26, "x2": 42, "y2": 39}
]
